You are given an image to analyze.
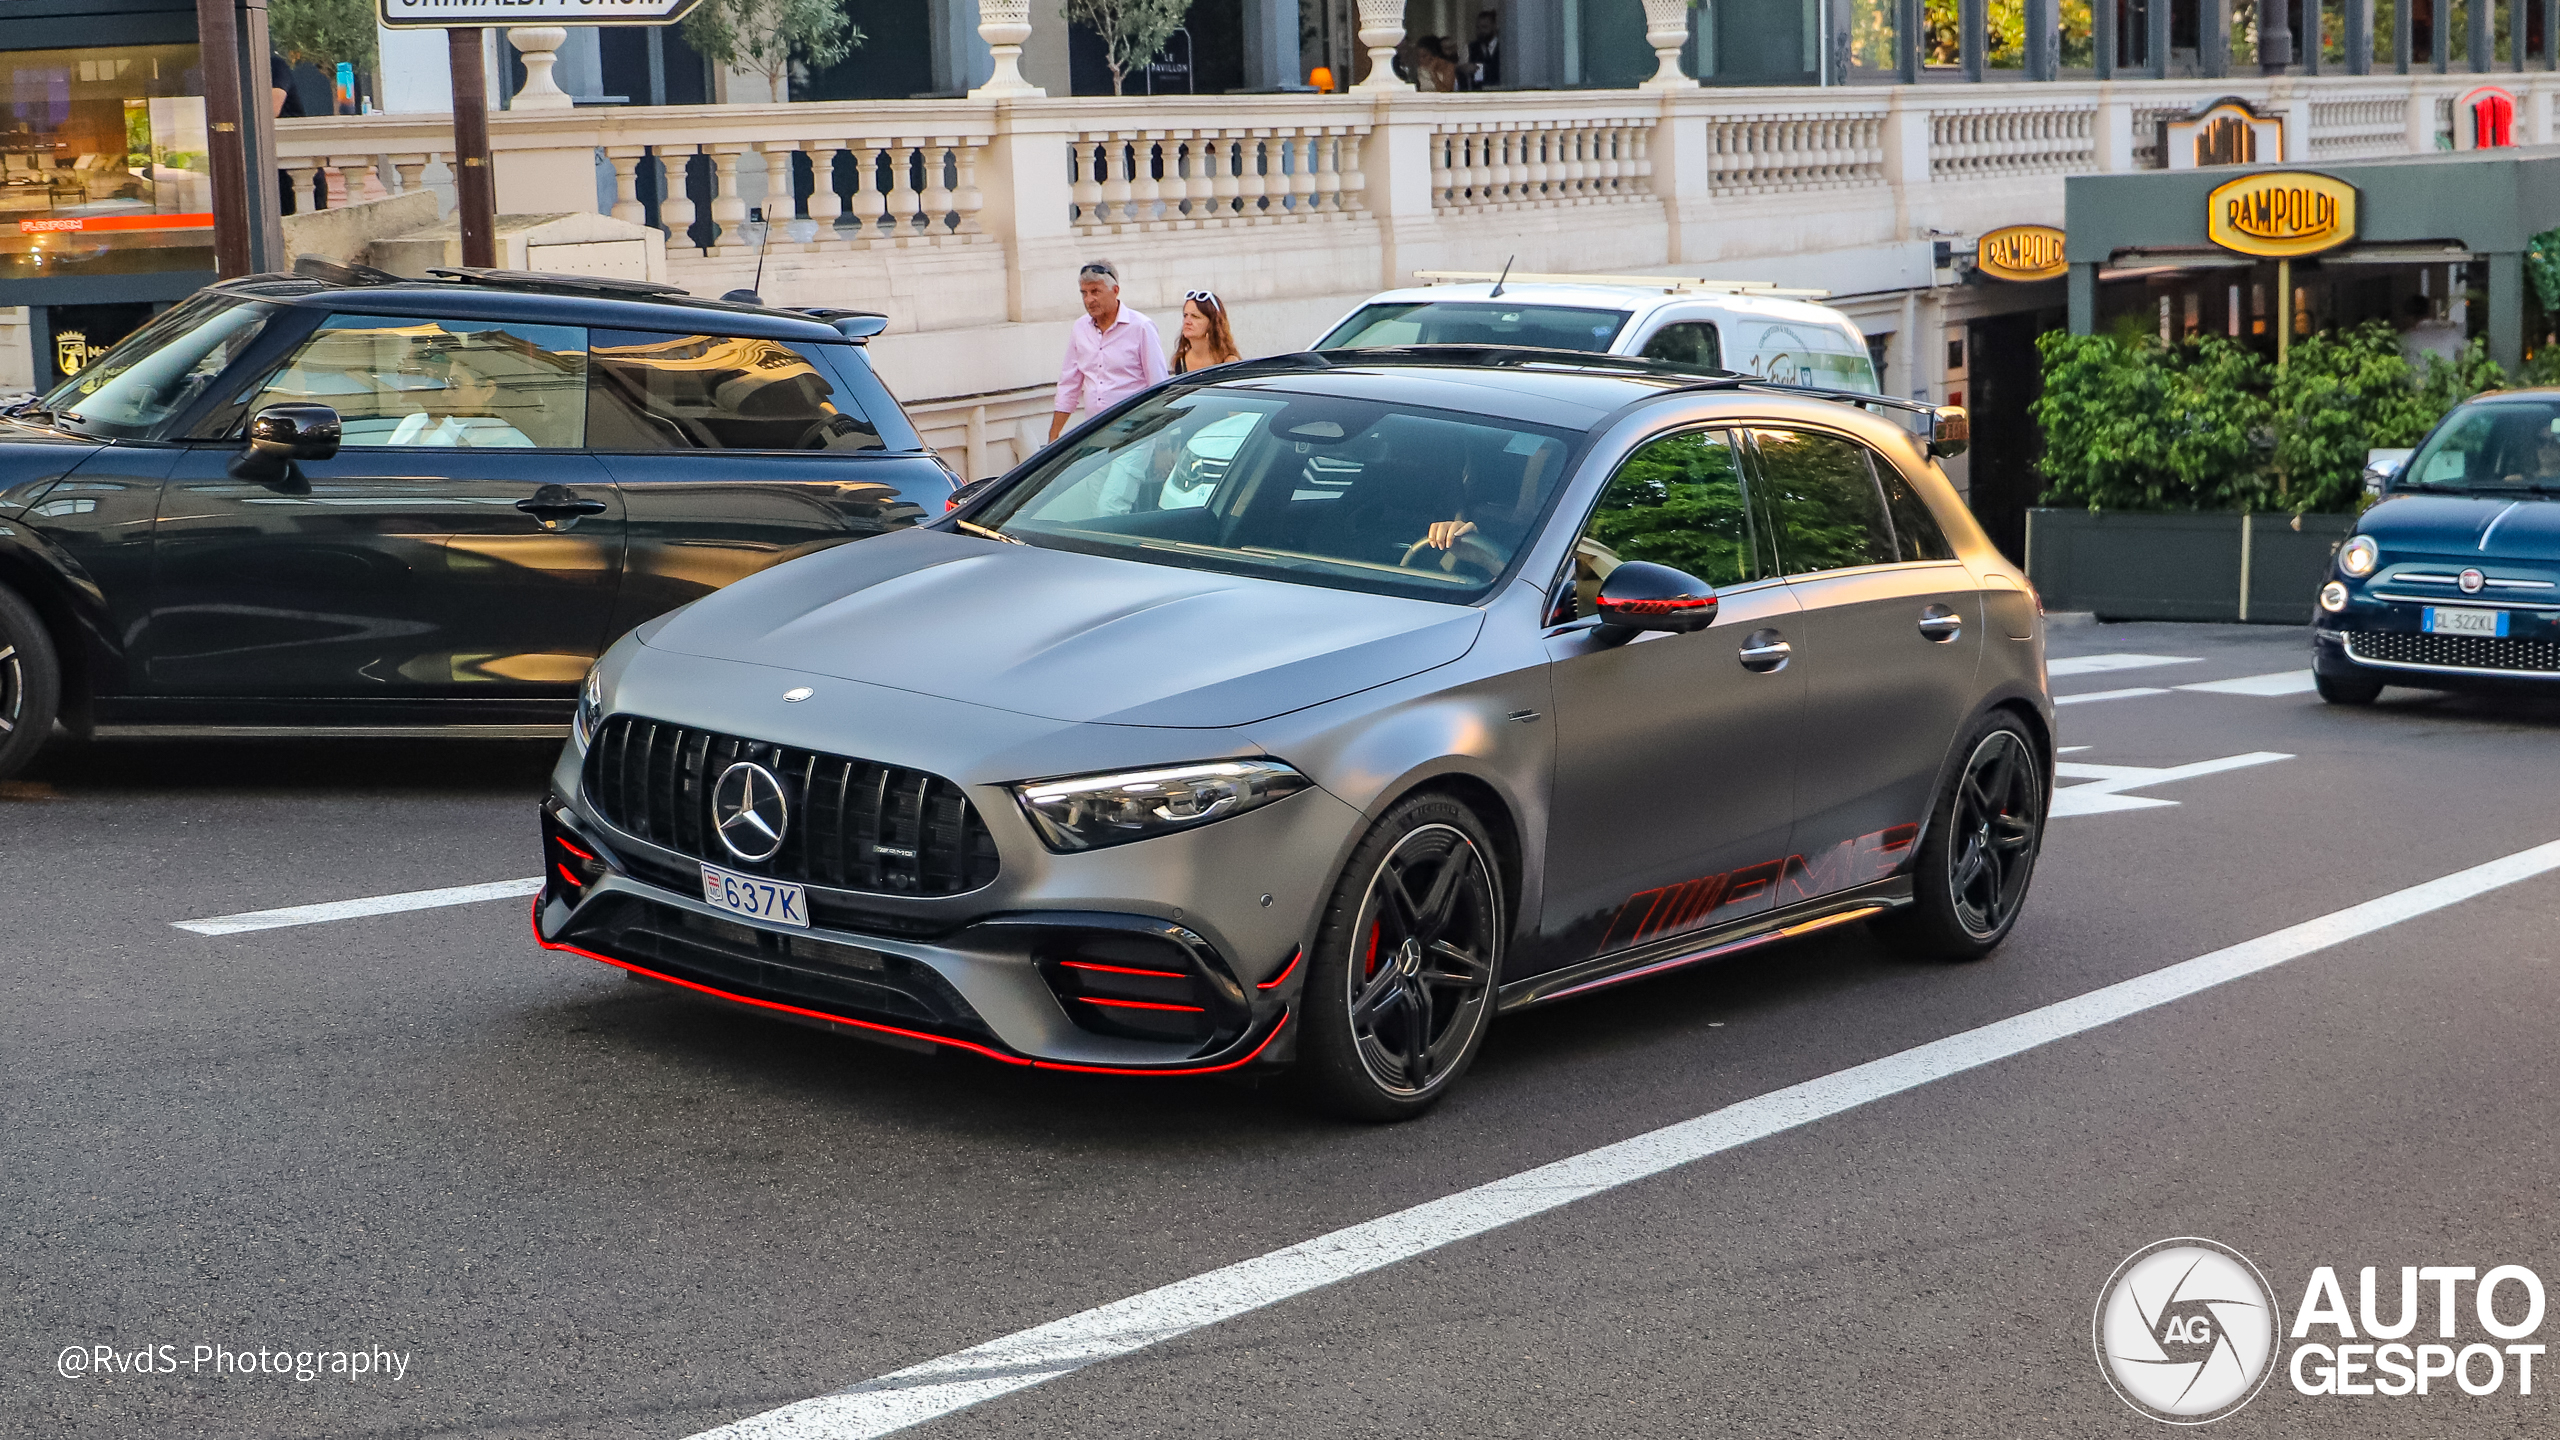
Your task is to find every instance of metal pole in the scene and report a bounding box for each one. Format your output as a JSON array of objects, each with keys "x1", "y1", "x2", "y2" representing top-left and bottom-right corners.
[
  {"x1": 2513, "y1": 0, "x2": 2529, "y2": 72},
  {"x1": 2302, "y1": 0, "x2": 2322, "y2": 74},
  {"x1": 2470, "y1": 0, "x2": 2491, "y2": 72},
  {"x1": 2095, "y1": 0, "x2": 2117, "y2": 78},
  {"x1": 2278, "y1": 257, "x2": 2291, "y2": 369},
  {"x1": 1896, "y1": 0, "x2": 1922, "y2": 82},
  {"x1": 195, "y1": 0, "x2": 253, "y2": 277},
  {"x1": 1962, "y1": 0, "x2": 1985, "y2": 81},
  {"x1": 449, "y1": 27, "x2": 497, "y2": 269},
  {"x1": 2150, "y1": 0, "x2": 2171, "y2": 77},
  {"x1": 2259, "y1": 0, "x2": 2293, "y2": 73},
  {"x1": 2346, "y1": 0, "x2": 2371, "y2": 75},
  {"x1": 2396, "y1": 0, "x2": 2411, "y2": 73}
]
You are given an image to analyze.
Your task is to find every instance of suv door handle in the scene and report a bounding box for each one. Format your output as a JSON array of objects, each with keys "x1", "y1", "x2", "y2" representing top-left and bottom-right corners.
[
  {"x1": 1737, "y1": 629, "x2": 1791, "y2": 672},
  {"x1": 1917, "y1": 605, "x2": 1963, "y2": 642}
]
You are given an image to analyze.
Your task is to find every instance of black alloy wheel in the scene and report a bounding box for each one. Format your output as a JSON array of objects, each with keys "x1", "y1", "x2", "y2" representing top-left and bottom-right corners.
[
  {"x1": 1297, "y1": 793, "x2": 1502, "y2": 1120},
  {"x1": 1880, "y1": 715, "x2": 2045, "y2": 962},
  {"x1": 0, "y1": 582, "x2": 60, "y2": 783}
]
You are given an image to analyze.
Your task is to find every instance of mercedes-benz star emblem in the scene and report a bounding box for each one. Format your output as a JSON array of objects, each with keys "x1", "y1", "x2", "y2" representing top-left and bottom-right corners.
[
  {"x1": 2460, "y1": 567, "x2": 2486, "y2": 594},
  {"x1": 712, "y1": 761, "x2": 789, "y2": 862}
]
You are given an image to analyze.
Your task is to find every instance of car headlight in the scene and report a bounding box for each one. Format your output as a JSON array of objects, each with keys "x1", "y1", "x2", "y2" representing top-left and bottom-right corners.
[
  {"x1": 2340, "y1": 534, "x2": 2380, "y2": 578},
  {"x1": 2320, "y1": 581, "x2": 2350, "y2": 613},
  {"x1": 574, "y1": 663, "x2": 604, "y2": 750},
  {"x1": 1014, "y1": 760, "x2": 1310, "y2": 852}
]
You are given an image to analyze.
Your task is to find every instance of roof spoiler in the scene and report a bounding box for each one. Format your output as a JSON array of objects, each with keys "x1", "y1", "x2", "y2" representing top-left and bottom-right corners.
[
  {"x1": 1412, "y1": 269, "x2": 1832, "y2": 299},
  {"x1": 796, "y1": 308, "x2": 891, "y2": 342}
]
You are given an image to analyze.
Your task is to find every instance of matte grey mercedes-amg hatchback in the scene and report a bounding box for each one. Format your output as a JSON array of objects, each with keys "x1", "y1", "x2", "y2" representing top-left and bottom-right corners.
[{"x1": 534, "y1": 349, "x2": 2052, "y2": 1119}]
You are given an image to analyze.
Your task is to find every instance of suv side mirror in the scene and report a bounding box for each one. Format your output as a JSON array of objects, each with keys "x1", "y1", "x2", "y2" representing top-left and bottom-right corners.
[
  {"x1": 230, "y1": 403, "x2": 341, "y2": 482},
  {"x1": 1593, "y1": 560, "x2": 1719, "y2": 635},
  {"x1": 1926, "y1": 404, "x2": 1970, "y2": 459}
]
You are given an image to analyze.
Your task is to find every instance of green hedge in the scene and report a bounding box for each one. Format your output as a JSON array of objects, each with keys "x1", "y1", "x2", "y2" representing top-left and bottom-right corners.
[{"x1": 2032, "y1": 322, "x2": 2523, "y2": 515}]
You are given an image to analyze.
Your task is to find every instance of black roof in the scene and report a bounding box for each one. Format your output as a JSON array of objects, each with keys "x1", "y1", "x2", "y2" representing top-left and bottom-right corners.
[{"x1": 212, "y1": 266, "x2": 852, "y2": 342}]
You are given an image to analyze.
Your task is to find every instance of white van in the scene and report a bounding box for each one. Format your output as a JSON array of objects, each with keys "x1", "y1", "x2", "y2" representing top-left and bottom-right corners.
[{"x1": 1312, "y1": 271, "x2": 1880, "y2": 393}]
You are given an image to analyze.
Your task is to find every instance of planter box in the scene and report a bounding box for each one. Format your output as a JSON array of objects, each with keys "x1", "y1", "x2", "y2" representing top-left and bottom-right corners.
[{"x1": 2025, "y1": 509, "x2": 2356, "y2": 624}]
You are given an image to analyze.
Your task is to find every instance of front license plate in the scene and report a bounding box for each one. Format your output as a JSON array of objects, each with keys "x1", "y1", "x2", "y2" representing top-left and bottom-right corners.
[
  {"x1": 699, "y1": 862, "x2": 808, "y2": 929},
  {"x1": 2423, "y1": 605, "x2": 2509, "y2": 637}
]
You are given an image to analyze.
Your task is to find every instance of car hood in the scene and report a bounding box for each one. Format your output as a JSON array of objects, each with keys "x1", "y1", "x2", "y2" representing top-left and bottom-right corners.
[
  {"x1": 641, "y1": 526, "x2": 1486, "y2": 729},
  {"x1": 0, "y1": 425, "x2": 108, "y2": 518},
  {"x1": 2365, "y1": 493, "x2": 2560, "y2": 563}
]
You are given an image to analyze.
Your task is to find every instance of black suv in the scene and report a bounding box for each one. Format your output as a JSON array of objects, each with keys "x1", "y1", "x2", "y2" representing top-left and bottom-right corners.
[{"x1": 0, "y1": 267, "x2": 954, "y2": 779}]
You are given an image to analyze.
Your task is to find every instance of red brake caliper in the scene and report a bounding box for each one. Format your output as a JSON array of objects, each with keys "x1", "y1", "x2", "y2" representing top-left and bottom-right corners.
[{"x1": 1364, "y1": 919, "x2": 1381, "y2": 977}]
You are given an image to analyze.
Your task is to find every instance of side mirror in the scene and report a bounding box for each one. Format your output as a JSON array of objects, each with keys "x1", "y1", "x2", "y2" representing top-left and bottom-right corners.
[
  {"x1": 229, "y1": 403, "x2": 341, "y2": 482},
  {"x1": 1593, "y1": 560, "x2": 1719, "y2": 635},
  {"x1": 1926, "y1": 404, "x2": 1970, "y2": 459},
  {"x1": 2363, "y1": 448, "x2": 2410, "y2": 497}
]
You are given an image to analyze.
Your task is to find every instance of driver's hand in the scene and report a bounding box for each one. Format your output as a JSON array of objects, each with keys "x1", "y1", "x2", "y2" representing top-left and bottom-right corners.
[{"x1": 1425, "y1": 520, "x2": 1477, "y2": 551}]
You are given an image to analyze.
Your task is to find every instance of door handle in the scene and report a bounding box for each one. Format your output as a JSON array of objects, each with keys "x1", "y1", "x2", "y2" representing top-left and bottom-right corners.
[
  {"x1": 1737, "y1": 629, "x2": 1791, "y2": 673},
  {"x1": 516, "y1": 493, "x2": 609, "y2": 518},
  {"x1": 1917, "y1": 605, "x2": 1963, "y2": 642}
]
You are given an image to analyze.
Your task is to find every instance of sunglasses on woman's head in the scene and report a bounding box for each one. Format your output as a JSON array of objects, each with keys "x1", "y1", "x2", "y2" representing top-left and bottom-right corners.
[{"x1": 1184, "y1": 290, "x2": 1221, "y2": 307}]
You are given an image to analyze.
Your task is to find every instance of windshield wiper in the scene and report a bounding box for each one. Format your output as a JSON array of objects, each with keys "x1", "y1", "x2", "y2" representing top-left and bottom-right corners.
[{"x1": 952, "y1": 518, "x2": 1023, "y2": 545}]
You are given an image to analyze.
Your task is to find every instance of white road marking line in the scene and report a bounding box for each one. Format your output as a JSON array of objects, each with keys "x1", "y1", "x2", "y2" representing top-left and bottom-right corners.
[
  {"x1": 2177, "y1": 669, "x2": 2319, "y2": 697},
  {"x1": 2049, "y1": 752, "x2": 2292, "y2": 817},
  {"x1": 172, "y1": 877, "x2": 543, "y2": 936},
  {"x1": 2054, "y1": 687, "x2": 2171, "y2": 706},
  {"x1": 683, "y1": 839, "x2": 2560, "y2": 1440},
  {"x1": 2046, "y1": 653, "x2": 2201, "y2": 677}
]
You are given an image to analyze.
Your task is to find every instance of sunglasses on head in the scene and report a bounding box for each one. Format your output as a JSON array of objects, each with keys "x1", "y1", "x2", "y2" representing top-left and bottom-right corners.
[{"x1": 1184, "y1": 290, "x2": 1221, "y2": 307}]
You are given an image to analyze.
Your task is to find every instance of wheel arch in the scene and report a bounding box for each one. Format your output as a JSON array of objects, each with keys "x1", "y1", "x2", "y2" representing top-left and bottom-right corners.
[{"x1": 0, "y1": 539, "x2": 98, "y2": 734}]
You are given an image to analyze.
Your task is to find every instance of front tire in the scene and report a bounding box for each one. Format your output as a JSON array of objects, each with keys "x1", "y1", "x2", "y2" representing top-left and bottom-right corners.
[
  {"x1": 1880, "y1": 715, "x2": 2045, "y2": 962},
  {"x1": 0, "y1": 582, "x2": 60, "y2": 783},
  {"x1": 2315, "y1": 669, "x2": 2382, "y2": 705},
  {"x1": 1294, "y1": 792, "x2": 1503, "y2": 1121}
]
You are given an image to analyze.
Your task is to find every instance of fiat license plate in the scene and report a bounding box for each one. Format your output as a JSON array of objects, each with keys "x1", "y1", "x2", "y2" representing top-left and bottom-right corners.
[
  {"x1": 2422, "y1": 606, "x2": 2509, "y2": 637},
  {"x1": 699, "y1": 862, "x2": 808, "y2": 928}
]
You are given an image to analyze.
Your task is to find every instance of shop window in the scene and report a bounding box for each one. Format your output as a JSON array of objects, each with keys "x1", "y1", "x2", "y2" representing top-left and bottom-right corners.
[{"x1": 0, "y1": 44, "x2": 210, "y2": 280}]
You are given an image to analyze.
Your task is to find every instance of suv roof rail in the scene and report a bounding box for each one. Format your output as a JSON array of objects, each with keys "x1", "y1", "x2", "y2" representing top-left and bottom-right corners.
[
  {"x1": 1411, "y1": 269, "x2": 1832, "y2": 299},
  {"x1": 425, "y1": 267, "x2": 691, "y2": 300},
  {"x1": 293, "y1": 254, "x2": 405, "y2": 286}
]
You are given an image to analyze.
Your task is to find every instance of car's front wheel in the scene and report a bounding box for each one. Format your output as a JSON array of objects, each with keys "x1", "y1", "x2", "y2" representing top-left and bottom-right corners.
[
  {"x1": 0, "y1": 582, "x2": 60, "y2": 783},
  {"x1": 1880, "y1": 714, "x2": 2045, "y2": 962},
  {"x1": 2314, "y1": 669, "x2": 2382, "y2": 705},
  {"x1": 1294, "y1": 792, "x2": 1503, "y2": 1121}
]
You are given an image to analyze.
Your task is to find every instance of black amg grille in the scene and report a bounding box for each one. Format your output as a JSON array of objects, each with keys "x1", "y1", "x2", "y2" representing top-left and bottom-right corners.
[
  {"x1": 2347, "y1": 631, "x2": 2560, "y2": 675},
  {"x1": 585, "y1": 716, "x2": 1001, "y2": 896}
]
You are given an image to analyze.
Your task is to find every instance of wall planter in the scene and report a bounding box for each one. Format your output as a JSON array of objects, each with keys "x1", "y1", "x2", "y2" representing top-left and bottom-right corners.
[{"x1": 2026, "y1": 509, "x2": 2358, "y2": 623}]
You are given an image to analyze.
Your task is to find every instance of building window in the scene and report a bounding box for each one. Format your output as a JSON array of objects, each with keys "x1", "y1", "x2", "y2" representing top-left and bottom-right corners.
[{"x1": 0, "y1": 44, "x2": 210, "y2": 280}]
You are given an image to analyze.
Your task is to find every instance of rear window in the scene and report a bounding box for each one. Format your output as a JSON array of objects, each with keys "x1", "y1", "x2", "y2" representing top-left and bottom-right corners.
[
  {"x1": 1315, "y1": 302, "x2": 1629, "y2": 354},
  {"x1": 586, "y1": 330, "x2": 917, "y2": 452}
]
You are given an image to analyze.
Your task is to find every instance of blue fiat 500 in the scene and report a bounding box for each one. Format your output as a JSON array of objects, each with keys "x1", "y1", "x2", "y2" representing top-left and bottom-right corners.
[{"x1": 2314, "y1": 390, "x2": 2560, "y2": 703}]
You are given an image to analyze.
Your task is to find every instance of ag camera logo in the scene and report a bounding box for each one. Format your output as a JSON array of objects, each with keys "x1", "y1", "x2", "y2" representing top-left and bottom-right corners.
[{"x1": 2094, "y1": 1238, "x2": 2282, "y2": 1424}]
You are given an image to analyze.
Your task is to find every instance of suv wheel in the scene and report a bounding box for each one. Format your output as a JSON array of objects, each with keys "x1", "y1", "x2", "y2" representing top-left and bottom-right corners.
[
  {"x1": 0, "y1": 582, "x2": 60, "y2": 782},
  {"x1": 1294, "y1": 793, "x2": 1502, "y2": 1121},
  {"x1": 1880, "y1": 715, "x2": 2044, "y2": 962}
]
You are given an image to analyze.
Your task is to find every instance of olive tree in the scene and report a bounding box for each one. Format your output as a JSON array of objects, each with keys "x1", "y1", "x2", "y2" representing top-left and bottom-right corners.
[
  {"x1": 682, "y1": 0, "x2": 860, "y2": 100},
  {"x1": 268, "y1": 0, "x2": 378, "y2": 77},
  {"x1": 1065, "y1": 0, "x2": 1193, "y2": 96}
]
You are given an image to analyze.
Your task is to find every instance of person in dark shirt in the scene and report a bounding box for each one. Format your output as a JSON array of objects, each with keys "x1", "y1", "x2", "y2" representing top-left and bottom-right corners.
[
  {"x1": 1467, "y1": 12, "x2": 1501, "y2": 89},
  {"x1": 271, "y1": 53, "x2": 304, "y2": 214}
]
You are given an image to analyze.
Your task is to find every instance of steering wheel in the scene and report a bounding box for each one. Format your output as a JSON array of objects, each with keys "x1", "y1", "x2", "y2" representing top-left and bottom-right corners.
[{"x1": 1398, "y1": 530, "x2": 1507, "y2": 580}]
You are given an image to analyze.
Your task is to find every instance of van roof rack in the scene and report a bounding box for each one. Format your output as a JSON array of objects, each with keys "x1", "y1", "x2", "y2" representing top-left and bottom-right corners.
[{"x1": 1411, "y1": 269, "x2": 1831, "y2": 299}]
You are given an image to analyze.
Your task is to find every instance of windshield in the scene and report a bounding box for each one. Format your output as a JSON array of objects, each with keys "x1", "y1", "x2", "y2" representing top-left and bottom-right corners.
[
  {"x1": 1316, "y1": 302, "x2": 1629, "y2": 353},
  {"x1": 2400, "y1": 401, "x2": 2560, "y2": 496},
  {"x1": 973, "y1": 384, "x2": 1580, "y2": 604},
  {"x1": 42, "y1": 294, "x2": 279, "y2": 440}
]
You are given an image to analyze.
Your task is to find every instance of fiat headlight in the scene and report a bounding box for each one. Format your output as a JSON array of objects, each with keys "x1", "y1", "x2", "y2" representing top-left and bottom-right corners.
[
  {"x1": 574, "y1": 663, "x2": 604, "y2": 750},
  {"x1": 1014, "y1": 760, "x2": 1310, "y2": 852},
  {"x1": 2320, "y1": 581, "x2": 2350, "y2": 613},
  {"x1": 2340, "y1": 534, "x2": 2380, "y2": 578}
]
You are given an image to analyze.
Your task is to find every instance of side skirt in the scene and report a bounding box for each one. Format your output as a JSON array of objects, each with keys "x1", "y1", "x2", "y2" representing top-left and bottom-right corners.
[{"x1": 1495, "y1": 878, "x2": 1913, "y2": 1013}]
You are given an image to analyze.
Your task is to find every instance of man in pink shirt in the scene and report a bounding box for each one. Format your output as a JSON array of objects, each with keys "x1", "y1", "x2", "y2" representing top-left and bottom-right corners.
[{"x1": 1049, "y1": 259, "x2": 1168, "y2": 441}]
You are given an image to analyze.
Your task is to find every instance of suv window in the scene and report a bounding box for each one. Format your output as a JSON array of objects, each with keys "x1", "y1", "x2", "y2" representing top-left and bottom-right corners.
[
  {"x1": 1749, "y1": 427, "x2": 1896, "y2": 575},
  {"x1": 1638, "y1": 321, "x2": 1722, "y2": 372},
  {"x1": 45, "y1": 294, "x2": 278, "y2": 440},
  {"x1": 1875, "y1": 460, "x2": 1955, "y2": 561},
  {"x1": 1314, "y1": 302, "x2": 1630, "y2": 353},
  {"x1": 238, "y1": 314, "x2": 588, "y2": 448},
  {"x1": 587, "y1": 330, "x2": 889, "y2": 451},
  {"x1": 1557, "y1": 427, "x2": 1766, "y2": 622}
]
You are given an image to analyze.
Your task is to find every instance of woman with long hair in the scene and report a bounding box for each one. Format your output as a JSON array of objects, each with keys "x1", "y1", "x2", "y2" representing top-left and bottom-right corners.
[{"x1": 1172, "y1": 289, "x2": 1242, "y2": 375}]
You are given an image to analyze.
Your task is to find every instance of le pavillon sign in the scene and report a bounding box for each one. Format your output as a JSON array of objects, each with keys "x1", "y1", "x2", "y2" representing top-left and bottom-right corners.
[
  {"x1": 379, "y1": 0, "x2": 702, "y2": 27},
  {"x1": 2206, "y1": 171, "x2": 2359, "y2": 259},
  {"x1": 1975, "y1": 224, "x2": 2067, "y2": 282}
]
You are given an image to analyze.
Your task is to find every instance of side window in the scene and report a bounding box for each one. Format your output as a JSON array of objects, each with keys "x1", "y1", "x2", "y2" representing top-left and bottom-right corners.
[
  {"x1": 1638, "y1": 321, "x2": 1722, "y2": 371},
  {"x1": 587, "y1": 331, "x2": 885, "y2": 452},
  {"x1": 1875, "y1": 460, "x2": 1956, "y2": 562},
  {"x1": 1559, "y1": 428, "x2": 1766, "y2": 622},
  {"x1": 1748, "y1": 428, "x2": 1896, "y2": 576},
  {"x1": 239, "y1": 314, "x2": 587, "y2": 448}
]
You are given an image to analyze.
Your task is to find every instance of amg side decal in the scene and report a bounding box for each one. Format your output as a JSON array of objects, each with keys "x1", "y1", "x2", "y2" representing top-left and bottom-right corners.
[{"x1": 1594, "y1": 824, "x2": 1919, "y2": 957}]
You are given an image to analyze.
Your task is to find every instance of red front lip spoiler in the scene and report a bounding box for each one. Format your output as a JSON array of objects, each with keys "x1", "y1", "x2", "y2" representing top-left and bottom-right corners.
[{"x1": 531, "y1": 900, "x2": 1287, "y2": 1076}]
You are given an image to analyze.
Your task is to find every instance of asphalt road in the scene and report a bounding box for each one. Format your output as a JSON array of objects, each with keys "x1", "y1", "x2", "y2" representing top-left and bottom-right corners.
[{"x1": 8, "y1": 620, "x2": 2560, "y2": 1439}]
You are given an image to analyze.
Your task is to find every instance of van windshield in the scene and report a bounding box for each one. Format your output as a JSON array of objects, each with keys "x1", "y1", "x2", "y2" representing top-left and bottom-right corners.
[{"x1": 1316, "y1": 302, "x2": 1629, "y2": 353}]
